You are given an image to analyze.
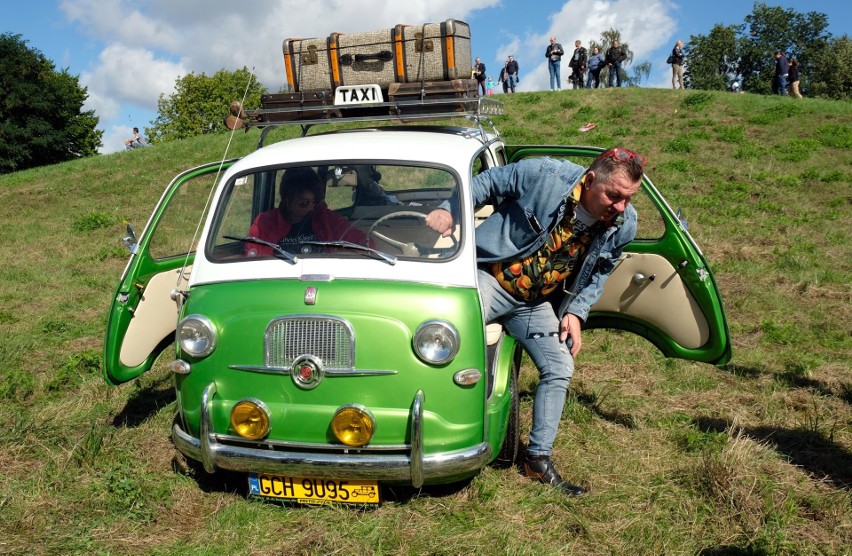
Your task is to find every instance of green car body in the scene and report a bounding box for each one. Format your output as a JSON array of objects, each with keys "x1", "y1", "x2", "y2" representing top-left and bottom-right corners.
[{"x1": 104, "y1": 119, "x2": 730, "y2": 496}]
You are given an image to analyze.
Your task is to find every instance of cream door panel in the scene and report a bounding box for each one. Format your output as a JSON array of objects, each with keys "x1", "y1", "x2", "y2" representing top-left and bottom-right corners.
[
  {"x1": 119, "y1": 267, "x2": 189, "y2": 367},
  {"x1": 591, "y1": 253, "x2": 709, "y2": 348}
]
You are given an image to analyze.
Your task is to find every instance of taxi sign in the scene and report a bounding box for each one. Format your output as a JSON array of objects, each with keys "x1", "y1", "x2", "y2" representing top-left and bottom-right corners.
[{"x1": 334, "y1": 84, "x2": 383, "y2": 106}]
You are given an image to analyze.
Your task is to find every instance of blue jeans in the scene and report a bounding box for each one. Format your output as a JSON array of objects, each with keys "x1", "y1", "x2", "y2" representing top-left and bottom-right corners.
[
  {"x1": 507, "y1": 74, "x2": 518, "y2": 92},
  {"x1": 775, "y1": 74, "x2": 788, "y2": 95},
  {"x1": 478, "y1": 270, "x2": 573, "y2": 456},
  {"x1": 548, "y1": 60, "x2": 561, "y2": 90},
  {"x1": 608, "y1": 62, "x2": 622, "y2": 87}
]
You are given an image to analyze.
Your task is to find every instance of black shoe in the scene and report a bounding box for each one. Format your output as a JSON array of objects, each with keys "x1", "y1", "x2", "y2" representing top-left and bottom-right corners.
[{"x1": 523, "y1": 456, "x2": 588, "y2": 497}]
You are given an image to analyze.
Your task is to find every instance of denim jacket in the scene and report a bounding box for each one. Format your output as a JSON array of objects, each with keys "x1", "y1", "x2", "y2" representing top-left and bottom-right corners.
[{"x1": 463, "y1": 157, "x2": 637, "y2": 322}]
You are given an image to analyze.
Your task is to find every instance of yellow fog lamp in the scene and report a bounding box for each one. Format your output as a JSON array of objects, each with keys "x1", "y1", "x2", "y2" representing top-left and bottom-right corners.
[
  {"x1": 230, "y1": 399, "x2": 270, "y2": 440},
  {"x1": 331, "y1": 404, "x2": 375, "y2": 447}
]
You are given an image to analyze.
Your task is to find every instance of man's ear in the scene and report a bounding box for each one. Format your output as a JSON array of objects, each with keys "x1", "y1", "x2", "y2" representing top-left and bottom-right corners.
[{"x1": 582, "y1": 171, "x2": 595, "y2": 189}]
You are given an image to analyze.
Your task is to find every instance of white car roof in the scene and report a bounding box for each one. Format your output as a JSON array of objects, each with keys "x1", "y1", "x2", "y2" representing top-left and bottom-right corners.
[{"x1": 229, "y1": 126, "x2": 499, "y2": 173}]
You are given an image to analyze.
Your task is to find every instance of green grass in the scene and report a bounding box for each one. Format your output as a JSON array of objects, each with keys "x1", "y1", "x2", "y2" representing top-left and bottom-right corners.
[{"x1": 0, "y1": 88, "x2": 850, "y2": 555}]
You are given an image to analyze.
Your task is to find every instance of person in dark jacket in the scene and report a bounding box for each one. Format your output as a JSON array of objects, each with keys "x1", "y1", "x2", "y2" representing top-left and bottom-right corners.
[
  {"x1": 473, "y1": 57, "x2": 486, "y2": 96},
  {"x1": 606, "y1": 40, "x2": 626, "y2": 87},
  {"x1": 773, "y1": 51, "x2": 789, "y2": 95},
  {"x1": 787, "y1": 58, "x2": 802, "y2": 98},
  {"x1": 670, "y1": 40, "x2": 685, "y2": 89},
  {"x1": 545, "y1": 36, "x2": 564, "y2": 91},
  {"x1": 506, "y1": 55, "x2": 519, "y2": 93},
  {"x1": 568, "y1": 40, "x2": 588, "y2": 89}
]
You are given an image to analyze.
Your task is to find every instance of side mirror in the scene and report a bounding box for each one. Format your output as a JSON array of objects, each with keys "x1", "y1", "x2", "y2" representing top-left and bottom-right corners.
[{"x1": 122, "y1": 223, "x2": 138, "y2": 254}]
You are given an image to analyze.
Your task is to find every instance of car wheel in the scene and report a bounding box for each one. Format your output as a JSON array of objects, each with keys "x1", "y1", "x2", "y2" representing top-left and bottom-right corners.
[{"x1": 493, "y1": 344, "x2": 521, "y2": 467}]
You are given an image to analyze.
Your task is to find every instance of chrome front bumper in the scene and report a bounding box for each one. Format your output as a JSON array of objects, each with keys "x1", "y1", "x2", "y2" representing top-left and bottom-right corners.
[{"x1": 172, "y1": 382, "x2": 491, "y2": 488}]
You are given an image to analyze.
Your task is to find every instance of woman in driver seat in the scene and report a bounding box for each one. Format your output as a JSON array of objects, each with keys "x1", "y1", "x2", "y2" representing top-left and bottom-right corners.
[{"x1": 245, "y1": 167, "x2": 366, "y2": 256}]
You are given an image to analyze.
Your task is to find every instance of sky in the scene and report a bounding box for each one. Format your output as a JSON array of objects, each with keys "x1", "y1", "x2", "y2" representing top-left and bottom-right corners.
[{"x1": 5, "y1": 0, "x2": 849, "y2": 154}]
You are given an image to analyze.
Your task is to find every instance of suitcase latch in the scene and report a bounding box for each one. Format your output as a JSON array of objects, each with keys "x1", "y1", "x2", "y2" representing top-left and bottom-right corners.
[
  {"x1": 414, "y1": 33, "x2": 434, "y2": 53},
  {"x1": 302, "y1": 45, "x2": 319, "y2": 65}
]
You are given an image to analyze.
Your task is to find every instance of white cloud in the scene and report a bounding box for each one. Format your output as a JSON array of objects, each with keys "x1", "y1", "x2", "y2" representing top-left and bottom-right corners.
[{"x1": 494, "y1": 0, "x2": 678, "y2": 92}]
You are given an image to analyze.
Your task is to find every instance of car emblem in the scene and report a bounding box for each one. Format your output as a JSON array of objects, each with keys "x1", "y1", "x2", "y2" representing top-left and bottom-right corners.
[
  {"x1": 291, "y1": 355, "x2": 323, "y2": 390},
  {"x1": 304, "y1": 286, "x2": 317, "y2": 305}
]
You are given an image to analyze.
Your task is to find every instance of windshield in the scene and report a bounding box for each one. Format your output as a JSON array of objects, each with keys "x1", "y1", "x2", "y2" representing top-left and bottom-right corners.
[{"x1": 208, "y1": 163, "x2": 461, "y2": 262}]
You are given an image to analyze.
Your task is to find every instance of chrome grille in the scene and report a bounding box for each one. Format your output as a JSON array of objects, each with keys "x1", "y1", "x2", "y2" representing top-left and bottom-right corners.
[{"x1": 265, "y1": 316, "x2": 354, "y2": 370}]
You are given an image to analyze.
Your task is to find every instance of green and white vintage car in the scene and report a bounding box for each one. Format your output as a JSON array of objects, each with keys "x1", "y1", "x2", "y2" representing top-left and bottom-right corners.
[{"x1": 104, "y1": 96, "x2": 730, "y2": 505}]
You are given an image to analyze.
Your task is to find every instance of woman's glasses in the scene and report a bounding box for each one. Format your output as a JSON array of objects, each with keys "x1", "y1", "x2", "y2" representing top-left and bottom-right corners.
[
  {"x1": 599, "y1": 147, "x2": 647, "y2": 167},
  {"x1": 296, "y1": 199, "x2": 317, "y2": 208}
]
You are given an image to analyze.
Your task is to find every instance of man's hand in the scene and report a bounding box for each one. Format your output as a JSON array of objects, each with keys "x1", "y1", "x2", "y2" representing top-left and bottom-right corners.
[
  {"x1": 559, "y1": 313, "x2": 583, "y2": 357},
  {"x1": 425, "y1": 208, "x2": 454, "y2": 237}
]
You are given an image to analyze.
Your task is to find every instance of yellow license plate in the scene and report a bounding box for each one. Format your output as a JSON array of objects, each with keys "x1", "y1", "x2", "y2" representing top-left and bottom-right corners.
[{"x1": 248, "y1": 473, "x2": 380, "y2": 505}]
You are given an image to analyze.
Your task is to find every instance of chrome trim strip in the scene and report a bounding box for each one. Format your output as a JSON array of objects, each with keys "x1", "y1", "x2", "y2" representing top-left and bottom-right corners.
[
  {"x1": 173, "y1": 383, "x2": 491, "y2": 482},
  {"x1": 410, "y1": 389, "x2": 424, "y2": 488},
  {"x1": 199, "y1": 382, "x2": 217, "y2": 473},
  {"x1": 228, "y1": 365, "x2": 397, "y2": 377},
  {"x1": 212, "y1": 433, "x2": 409, "y2": 452}
]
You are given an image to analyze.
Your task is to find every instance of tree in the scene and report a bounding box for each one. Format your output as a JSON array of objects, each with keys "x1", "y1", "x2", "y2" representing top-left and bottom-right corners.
[
  {"x1": 0, "y1": 33, "x2": 102, "y2": 174},
  {"x1": 589, "y1": 28, "x2": 634, "y2": 87},
  {"x1": 684, "y1": 2, "x2": 835, "y2": 96},
  {"x1": 806, "y1": 34, "x2": 852, "y2": 100},
  {"x1": 149, "y1": 67, "x2": 266, "y2": 142},
  {"x1": 683, "y1": 24, "x2": 742, "y2": 91}
]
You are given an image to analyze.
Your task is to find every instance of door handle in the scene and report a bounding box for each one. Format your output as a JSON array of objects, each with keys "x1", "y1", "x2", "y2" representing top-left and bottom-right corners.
[{"x1": 632, "y1": 273, "x2": 656, "y2": 285}]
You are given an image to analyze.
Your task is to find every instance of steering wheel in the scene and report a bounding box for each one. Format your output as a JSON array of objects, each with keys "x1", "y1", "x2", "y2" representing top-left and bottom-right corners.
[{"x1": 367, "y1": 211, "x2": 457, "y2": 257}]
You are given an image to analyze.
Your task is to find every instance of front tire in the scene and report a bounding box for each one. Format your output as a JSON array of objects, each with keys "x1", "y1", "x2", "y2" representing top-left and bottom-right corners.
[{"x1": 493, "y1": 344, "x2": 522, "y2": 467}]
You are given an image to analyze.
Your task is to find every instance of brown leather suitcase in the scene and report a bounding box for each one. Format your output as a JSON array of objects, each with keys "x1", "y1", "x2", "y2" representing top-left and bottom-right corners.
[
  {"x1": 387, "y1": 79, "x2": 479, "y2": 120},
  {"x1": 283, "y1": 37, "x2": 336, "y2": 92},
  {"x1": 397, "y1": 20, "x2": 472, "y2": 82},
  {"x1": 283, "y1": 20, "x2": 472, "y2": 92},
  {"x1": 254, "y1": 90, "x2": 340, "y2": 122}
]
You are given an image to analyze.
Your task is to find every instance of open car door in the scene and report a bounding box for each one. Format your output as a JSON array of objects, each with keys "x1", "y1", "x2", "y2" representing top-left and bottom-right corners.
[
  {"x1": 103, "y1": 161, "x2": 233, "y2": 385},
  {"x1": 507, "y1": 146, "x2": 731, "y2": 365}
]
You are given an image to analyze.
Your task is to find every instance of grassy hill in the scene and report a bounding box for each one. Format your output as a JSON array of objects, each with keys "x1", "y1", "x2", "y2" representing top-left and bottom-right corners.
[{"x1": 0, "y1": 88, "x2": 850, "y2": 555}]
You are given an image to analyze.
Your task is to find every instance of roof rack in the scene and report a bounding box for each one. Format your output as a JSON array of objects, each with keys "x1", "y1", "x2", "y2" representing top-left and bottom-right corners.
[{"x1": 228, "y1": 93, "x2": 503, "y2": 149}]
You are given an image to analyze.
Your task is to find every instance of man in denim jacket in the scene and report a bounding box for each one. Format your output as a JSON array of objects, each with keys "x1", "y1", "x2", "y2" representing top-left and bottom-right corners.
[{"x1": 426, "y1": 149, "x2": 644, "y2": 495}]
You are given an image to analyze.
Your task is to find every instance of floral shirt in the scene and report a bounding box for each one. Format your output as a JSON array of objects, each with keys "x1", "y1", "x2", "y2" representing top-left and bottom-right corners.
[{"x1": 490, "y1": 183, "x2": 602, "y2": 301}]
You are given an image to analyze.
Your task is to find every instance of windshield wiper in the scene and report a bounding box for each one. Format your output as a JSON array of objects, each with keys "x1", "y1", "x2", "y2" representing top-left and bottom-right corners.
[
  {"x1": 300, "y1": 240, "x2": 398, "y2": 265},
  {"x1": 223, "y1": 235, "x2": 298, "y2": 263}
]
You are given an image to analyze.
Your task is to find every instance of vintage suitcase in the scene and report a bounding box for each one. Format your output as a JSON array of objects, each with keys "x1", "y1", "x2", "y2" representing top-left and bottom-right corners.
[
  {"x1": 398, "y1": 20, "x2": 472, "y2": 82},
  {"x1": 329, "y1": 29, "x2": 402, "y2": 88},
  {"x1": 283, "y1": 37, "x2": 336, "y2": 92},
  {"x1": 254, "y1": 90, "x2": 340, "y2": 122},
  {"x1": 283, "y1": 20, "x2": 472, "y2": 92}
]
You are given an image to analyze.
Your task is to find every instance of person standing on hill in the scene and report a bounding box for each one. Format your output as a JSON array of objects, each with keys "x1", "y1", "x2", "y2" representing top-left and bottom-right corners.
[
  {"x1": 586, "y1": 47, "x2": 604, "y2": 88},
  {"x1": 545, "y1": 36, "x2": 565, "y2": 91},
  {"x1": 506, "y1": 55, "x2": 520, "y2": 93},
  {"x1": 425, "y1": 148, "x2": 646, "y2": 497},
  {"x1": 670, "y1": 40, "x2": 685, "y2": 89},
  {"x1": 568, "y1": 40, "x2": 588, "y2": 89},
  {"x1": 474, "y1": 57, "x2": 487, "y2": 96},
  {"x1": 773, "y1": 51, "x2": 789, "y2": 95},
  {"x1": 787, "y1": 58, "x2": 802, "y2": 98},
  {"x1": 606, "y1": 40, "x2": 626, "y2": 88},
  {"x1": 498, "y1": 60, "x2": 509, "y2": 94}
]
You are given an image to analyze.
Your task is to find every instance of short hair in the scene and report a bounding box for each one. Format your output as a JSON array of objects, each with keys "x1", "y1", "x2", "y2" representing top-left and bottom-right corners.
[
  {"x1": 279, "y1": 167, "x2": 323, "y2": 203},
  {"x1": 588, "y1": 150, "x2": 644, "y2": 185},
  {"x1": 133, "y1": 127, "x2": 139, "y2": 132}
]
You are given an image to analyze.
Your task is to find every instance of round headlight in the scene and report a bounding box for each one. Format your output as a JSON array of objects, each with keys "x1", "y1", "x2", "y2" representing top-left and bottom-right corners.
[
  {"x1": 413, "y1": 320, "x2": 459, "y2": 364},
  {"x1": 331, "y1": 405, "x2": 375, "y2": 447},
  {"x1": 177, "y1": 315, "x2": 217, "y2": 357},
  {"x1": 230, "y1": 400, "x2": 270, "y2": 440}
]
